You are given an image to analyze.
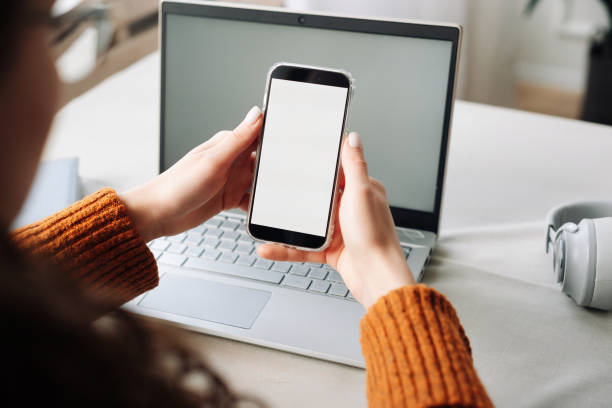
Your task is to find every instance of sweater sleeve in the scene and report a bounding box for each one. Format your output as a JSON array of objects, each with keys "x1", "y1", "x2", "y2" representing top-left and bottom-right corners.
[
  {"x1": 360, "y1": 284, "x2": 493, "y2": 408},
  {"x1": 11, "y1": 188, "x2": 158, "y2": 305}
]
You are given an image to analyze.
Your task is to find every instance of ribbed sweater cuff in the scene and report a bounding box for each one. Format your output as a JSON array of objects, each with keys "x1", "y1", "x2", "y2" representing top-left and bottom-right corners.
[
  {"x1": 360, "y1": 284, "x2": 492, "y2": 408},
  {"x1": 11, "y1": 188, "x2": 158, "y2": 305}
]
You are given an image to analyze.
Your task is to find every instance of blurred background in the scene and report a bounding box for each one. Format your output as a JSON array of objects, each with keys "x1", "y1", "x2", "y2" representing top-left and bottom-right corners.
[{"x1": 55, "y1": 0, "x2": 611, "y2": 124}]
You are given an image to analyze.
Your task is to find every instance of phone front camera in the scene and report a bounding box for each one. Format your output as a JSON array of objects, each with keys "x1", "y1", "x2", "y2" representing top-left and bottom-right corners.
[{"x1": 298, "y1": 16, "x2": 305, "y2": 24}]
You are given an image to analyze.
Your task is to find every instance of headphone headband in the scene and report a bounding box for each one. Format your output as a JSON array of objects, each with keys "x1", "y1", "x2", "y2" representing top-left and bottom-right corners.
[{"x1": 546, "y1": 201, "x2": 612, "y2": 252}]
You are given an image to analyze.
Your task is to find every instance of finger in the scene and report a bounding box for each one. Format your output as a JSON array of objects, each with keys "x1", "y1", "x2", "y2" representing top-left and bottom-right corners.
[
  {"x1": 256, "y1": 244, "x2": 326, "y2": 264},
  {"x1": 369, "y1": 177, "x2": 387, "y2": 195},
  {"x1": 337, "y1": 159, "x2": 346, "y2": 190},
  {"x1": 195, "y1": 119, "x2": 259, "y2": 156},
  {"x1": 234, "y1": 138, "x2": 258, "y2": 169},
  {"x1": 341, "y1": 132, "x2": 369, "y2": 186},
  {"x1": 231, "y1": 139, "x2": 258, "y2": 182},
  {"x1": 223, "y1": 164, "x2": 253, "y2": 210},
  {"x1": 212, "y1": 106, "x2": 262, "y2": 165},
  {"x1": 222, "y1": 149, "x2": 256, "y2": 209},
  {"x1": 238, "y1": 192, "x2": 250, "y2": 212},
  {"x1": 250, "y1": 151, "x2": 257, "y2": 172},
  {"x1": 188, "y1": 130, "x2": 231, "y2": 155}
]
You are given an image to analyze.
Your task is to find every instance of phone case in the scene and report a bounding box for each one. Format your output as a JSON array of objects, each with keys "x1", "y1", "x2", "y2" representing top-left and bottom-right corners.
[{"x1": 246, "y1": 62, "x2": 355, "y2": 252}]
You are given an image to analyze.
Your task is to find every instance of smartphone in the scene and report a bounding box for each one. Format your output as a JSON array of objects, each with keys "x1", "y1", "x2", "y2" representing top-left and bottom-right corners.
[{"x1": 247, "y1": 63, "x2": 354, "y2": 251}]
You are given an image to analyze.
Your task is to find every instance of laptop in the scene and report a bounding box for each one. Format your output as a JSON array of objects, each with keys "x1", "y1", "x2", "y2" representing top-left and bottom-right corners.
[{"x1": 124, "y1": 0, "x2": 461, "y2": 368}]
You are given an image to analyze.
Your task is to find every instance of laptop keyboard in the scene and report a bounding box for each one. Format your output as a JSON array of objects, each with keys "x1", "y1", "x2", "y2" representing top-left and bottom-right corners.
[{"x1": 148, "y1": 214, "x2": 412, "y2": 302}]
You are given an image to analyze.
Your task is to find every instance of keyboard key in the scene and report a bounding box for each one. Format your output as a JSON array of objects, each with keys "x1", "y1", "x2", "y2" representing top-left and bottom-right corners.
[
  {"x1": 202, "y1": 237, "x2": 220, "y2": 248},
  {"x1": 184, "y1": 246, "x2": 204, "y2": 258},
  {"x1": 190, "y1": 224, "x2": 207, "y2": 234},
  {"x1": 202, "y1": 248, "x2": 221, "y2": 260},
  {"x1": 205, "y1": 218, "x2": 223, "y2": 228},
  {"x1": 158, "y1": 253, "x2": 187, "y2": 266},
  {"x1": 220, "y1": 220, "x2": 240, "y2": 231},
  {"x1": 184, "y1": 257, "x2": 283, "y2": 284},
  {"x1": 220, "y1": 252, "x2": 238, "y2": 264},
  {"x1": 308, "y1": 280, "x2": 331, "y2": 293},
  {"x1": 254, "y1": 258, "x2": 273, "y2": 269},
  {"x1": 237, "y1": 224, "x2": 246, "y2": 232},
  {"x1": 290, "y1": 265, "x2": 310, "y2": 277},
  {"x1": 221, "y1": 230, "x2": 240, "y2": 241},
  {"x1": 167, "y1": 233, "x2": 186, "y2": 243},
  {"x1": 150, "y1": 249, "x2": 162, "y2": 260},
  {"x1": 184, "y1": 234, "x2": 203, "y2": 246},
  {"x1": 326, "y1": 269, "x2": 343, "y2": 282},
  {"x1": 329, "y1": 283, "x2": 349, "y2": 297},
  {"x1": 166, "y1": 243, "x2": 187, "y2": 254},
  {"x1": 204, "y1": 228, "x2": 223, "y2": 239},
  {"x1": 402, "y1": 246, "x2": 412, "y2": 260},
  {"x1": 282, "y1": 275, "x2": 311, "y2": 290},
  {"x1": 238, "y1": 235, "x2": 255, "y2": 244},
  {"x1": 235, "y1": 243, "x2": 253, "y2": 255},
  {"x1": 150, "y1": 240, "x2": 170, "y2": 251},
  {"x1": 218, "y1": 241, "x2": 236, "y2": 251},
  {"x1": 236, "y1": 255, "x2": 256, "y2": 266},
  {"x1": 305, "y1": 263, "x2": 324, "y2": 268},
  {"x1": 308, "y1": 268, "x2": 328, "y2": 280},
  {"x1": 271, "y1": 262, "x2": 291, "y2": 273}
]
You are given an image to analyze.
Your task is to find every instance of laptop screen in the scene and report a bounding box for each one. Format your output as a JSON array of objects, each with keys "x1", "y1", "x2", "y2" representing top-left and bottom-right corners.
[{"x1": 161, "y1": 2, "x2": 459, "y2": 231}]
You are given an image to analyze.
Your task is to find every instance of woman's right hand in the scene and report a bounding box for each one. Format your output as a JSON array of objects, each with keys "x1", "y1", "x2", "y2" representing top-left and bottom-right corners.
[{"x1": 257, "y1": 132, "x2": 415, "y2": 309}]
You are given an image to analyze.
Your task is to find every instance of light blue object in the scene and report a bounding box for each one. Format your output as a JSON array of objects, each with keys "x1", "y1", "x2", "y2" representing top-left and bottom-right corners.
[{"x1": 11, "y1": 157, "x2": 80, "y2": 229}]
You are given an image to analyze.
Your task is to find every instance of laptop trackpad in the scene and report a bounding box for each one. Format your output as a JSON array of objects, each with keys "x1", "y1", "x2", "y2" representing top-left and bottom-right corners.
[{"x1": 139, "y1": 274, "x2": 271, "y2": 329}]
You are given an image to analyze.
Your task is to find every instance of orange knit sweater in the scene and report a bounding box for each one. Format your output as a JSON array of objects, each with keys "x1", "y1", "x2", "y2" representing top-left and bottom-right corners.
[{"x1": 11, "y1": 188, "x2": 492, "y2": 407}]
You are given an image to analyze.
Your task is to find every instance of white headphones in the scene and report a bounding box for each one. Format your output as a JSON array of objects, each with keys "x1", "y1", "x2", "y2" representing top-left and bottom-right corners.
[{"x1": 546, "y1": 201, "x2": 612, "y2": 311}]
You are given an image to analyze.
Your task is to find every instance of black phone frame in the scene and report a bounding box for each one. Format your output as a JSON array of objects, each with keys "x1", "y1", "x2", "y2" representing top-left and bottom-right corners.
[{"x1": 249, "y1": 65, "x2": 350, "y2": 249}]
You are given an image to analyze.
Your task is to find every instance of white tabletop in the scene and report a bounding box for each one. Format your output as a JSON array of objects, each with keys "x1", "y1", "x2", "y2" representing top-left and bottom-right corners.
[{"x1": 47, "y1": 52, "x2": 612, "y2": 407}]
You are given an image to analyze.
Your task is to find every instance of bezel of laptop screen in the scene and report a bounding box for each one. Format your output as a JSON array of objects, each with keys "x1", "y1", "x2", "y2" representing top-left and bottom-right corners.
[{"x1": 160, "y1": 1, "x2": 461, "y2": 234}]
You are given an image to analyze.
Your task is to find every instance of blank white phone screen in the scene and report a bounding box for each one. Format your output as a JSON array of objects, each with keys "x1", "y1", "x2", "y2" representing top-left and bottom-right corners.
[{"x1": 251, "y1": 78, "x2": 348, "y2": 237}]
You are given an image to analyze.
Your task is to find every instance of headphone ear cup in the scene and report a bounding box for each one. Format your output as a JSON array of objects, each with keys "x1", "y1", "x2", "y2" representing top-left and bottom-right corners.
[
  {"x1": 552, "y1": 234, "x2": 566, "y2": 284},
  {"x1": 560, "y1": 219, "x2": 596, "y2": 307},
  {"x1": 589, "y1": 218, "x2": 612, "y2": 310}
]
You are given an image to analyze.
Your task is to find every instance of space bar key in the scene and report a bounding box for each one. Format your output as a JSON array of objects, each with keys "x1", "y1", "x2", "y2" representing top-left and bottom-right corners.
[{"x1": 184, "y1": 257, "x2": 283, "y2": 284}]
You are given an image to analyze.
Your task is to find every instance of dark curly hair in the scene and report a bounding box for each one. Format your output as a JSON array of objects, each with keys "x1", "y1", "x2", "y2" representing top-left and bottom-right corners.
[
  {"x1": 0, "y1": 1, "x2": 24, "y2": 75},
  {"x1": 0, "y1": 231, "x2": 246, "y2": 407},
  {"x1": 0, "y1": 2, "x2": 255, "y2": 406}
]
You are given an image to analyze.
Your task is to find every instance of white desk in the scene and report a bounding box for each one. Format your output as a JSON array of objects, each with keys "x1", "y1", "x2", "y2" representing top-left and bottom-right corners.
[{"x1": 47, "y1": 53, "x2": 612, "y2": 407}]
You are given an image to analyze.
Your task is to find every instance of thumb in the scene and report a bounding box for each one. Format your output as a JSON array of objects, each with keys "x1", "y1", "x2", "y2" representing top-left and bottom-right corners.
[
  {"x1": 213, "y1": 106, "x2": 262, "y2": 163},
  {"x1": 341, "y1": 132, "x2": 369, "y2": 186}
]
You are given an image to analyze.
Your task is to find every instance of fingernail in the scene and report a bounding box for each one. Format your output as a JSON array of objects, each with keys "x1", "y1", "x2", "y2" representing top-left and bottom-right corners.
[
  {"x1": 244, "y1": 106, "x2": 261, "y2": 124},
  {"x1": 348, "y1": 132, "x2": 361, "y2": 148}
]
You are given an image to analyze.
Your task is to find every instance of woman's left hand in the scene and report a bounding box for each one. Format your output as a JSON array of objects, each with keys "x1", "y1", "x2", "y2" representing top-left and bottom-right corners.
[{"x1": 120, "y1": 106, "x2": 262, "y2": 243}]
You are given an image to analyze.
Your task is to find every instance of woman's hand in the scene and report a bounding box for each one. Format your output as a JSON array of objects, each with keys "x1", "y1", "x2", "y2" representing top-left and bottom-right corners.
[
  {"x1": 121, "y1": 106, "x2": 262, "y2": 243},
  {"x1": 257, "y1": 132, "x2": 415, "y2": 309}
]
